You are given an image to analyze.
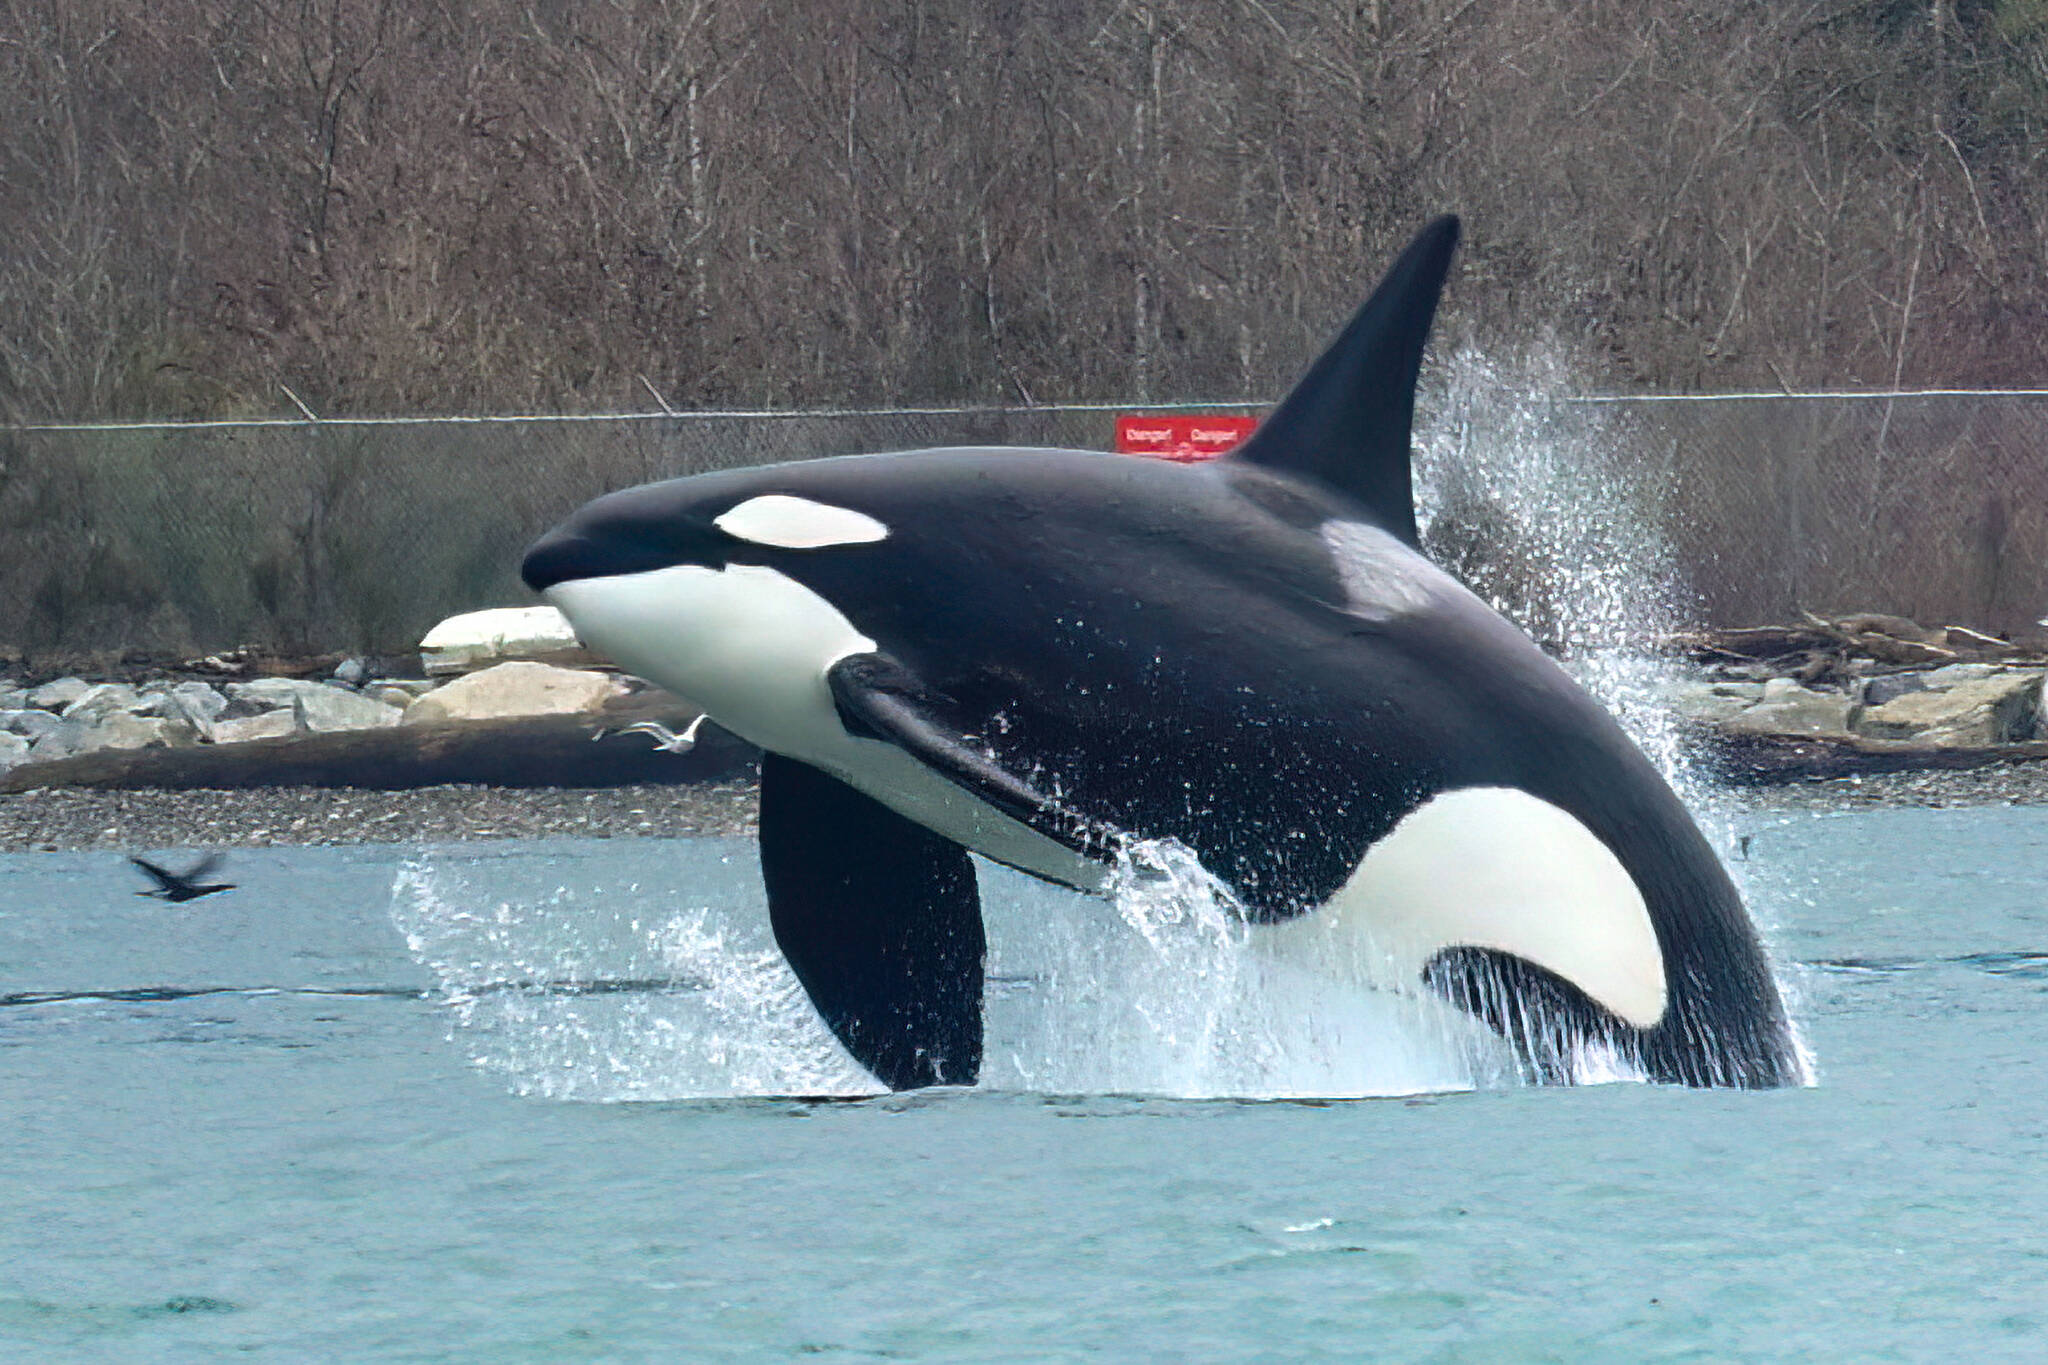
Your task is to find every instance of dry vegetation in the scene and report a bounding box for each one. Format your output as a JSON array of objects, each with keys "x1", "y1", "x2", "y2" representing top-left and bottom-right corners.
[{"x1": 5, "y1": 0, "x2": 2048, "y2": 422}]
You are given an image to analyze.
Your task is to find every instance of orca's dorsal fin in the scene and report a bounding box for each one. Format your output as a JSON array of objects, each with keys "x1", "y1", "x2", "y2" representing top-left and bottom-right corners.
[{"x1": 1229, "y1": 215, "x2": 1460, "y2": 545}]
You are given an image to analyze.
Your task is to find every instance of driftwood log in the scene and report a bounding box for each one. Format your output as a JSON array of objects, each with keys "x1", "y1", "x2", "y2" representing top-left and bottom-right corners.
[{"x1": 1666, "y1": 614, "x2": 2046, "y2": 671}]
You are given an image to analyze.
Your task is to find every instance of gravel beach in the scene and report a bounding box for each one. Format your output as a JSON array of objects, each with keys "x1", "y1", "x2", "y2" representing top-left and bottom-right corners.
[
  {"x1": 3, "y1": 761, "x2": 2046, "y2": 853},
  {"x1": 1727, "y1": 761, "x2": 2048, "y2": 812},
  {"x1": 0, "y1": 781, "x2": 758, "y2": 853}
]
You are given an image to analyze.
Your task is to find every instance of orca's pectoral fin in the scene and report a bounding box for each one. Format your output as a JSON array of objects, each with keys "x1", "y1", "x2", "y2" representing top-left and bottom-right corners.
[
  {"x1": 827, "y1": 653, "x2": 1121, "y2": 860},
  {"x1": 759, "y1": 753, "x2": 985, "y2": 1091},
  {"x1": 1228, "y1": 215, "x2": 1459, "y2": 546}
]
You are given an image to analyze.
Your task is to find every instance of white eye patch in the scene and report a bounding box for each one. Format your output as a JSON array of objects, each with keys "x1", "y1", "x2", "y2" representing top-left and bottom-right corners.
[{"x1": 713, "y1": 495, "x2": 890, "y2": 549}]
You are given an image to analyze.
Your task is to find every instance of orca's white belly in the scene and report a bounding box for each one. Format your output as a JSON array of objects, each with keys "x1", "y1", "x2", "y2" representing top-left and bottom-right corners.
[{"x1": 545, "y1": 564, "x2": 1104, "y2": 891}]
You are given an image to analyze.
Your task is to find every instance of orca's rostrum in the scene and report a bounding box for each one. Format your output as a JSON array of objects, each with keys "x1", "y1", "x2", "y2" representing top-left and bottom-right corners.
[{"x1": 523, "y1": 217, "x2": 1804, "y2": 1092}]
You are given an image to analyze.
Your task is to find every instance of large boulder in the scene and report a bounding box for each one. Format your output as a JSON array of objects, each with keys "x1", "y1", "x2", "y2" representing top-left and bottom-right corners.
[
  {"x1": 86, "y1": 713, "x2": 194, "y2": 751},
  {"x1": 137, "y1": 682, "x2": 231, "y2": 740},
  {"x1": 419, "y1": 606, "x2": 590, "y2": 675},
  {"x1": 1662, "y1": 679, "x2": 1765, "y2": 724},
  {"x1": 26, "y1": 718, "x2": 92, "y2": 761},
  {"x1": 294, "y1": 686, "x2": 404, "y2": 733},
  {"x1": 402, "y1": 661, "x2": 618, "y2": 725},
  {"x1": 26, "y1": 712, "x2": 191, "y2": 759},
  {"x1": 1856, "y1": 671, "x2": 2043, "y2": 745},
  {"x1": 1723, "y1": 678, "x2": 1861, "y2": 737},
  {"x1": 2, "y1": 709, "x2": 64, "y2": 743},
  {"x1": 61, "y1": 683, "x2": 143, "y2": 725},
  {"x1": 224, "y1": 678, "x2": 403, "y2": 732},
  {"x1": 211, "y1": 711, "x2": 301, "y2": 744},
  {"x1": 0, "y1": 732, "x2": 27, "y2": 772},
  {"x1": 139, "y1": 681, "x2": 229, "y2": 724},
  {"x1": 27, "y1": 676, "x2": 91, "y2": 710}
]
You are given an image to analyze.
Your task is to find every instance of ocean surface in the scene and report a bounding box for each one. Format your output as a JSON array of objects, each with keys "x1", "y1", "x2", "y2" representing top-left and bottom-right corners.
[{"x1": 4, "y1": 805, "x2": 2047, "y2": 1359}]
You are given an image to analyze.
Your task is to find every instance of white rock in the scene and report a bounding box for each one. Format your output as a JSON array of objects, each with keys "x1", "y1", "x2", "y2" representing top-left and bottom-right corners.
[
  {"x1": 0, "y1": 732, "x2": 28, "y2": 772},
  {"x1": 170, "y1": 681, "x2": 229, "y2": 721},
  {"x1": 211, "y1": 711, "x2": 302, "y2": 744},
  {"x1": 1724, "y1": 681, "x2": 1861, "y2": 737},
  {"x1": 402, "y1": 661, "x2": 617, "y2": 725},
  {"x1": 27, "y1": 676, "x2": 91, "y2": 710},
  {"x1": 134, "y1": 683, "x2": 229, "y2": 740},
  {"x1": 1661, "y1": 680, "x2": 1762, "y2": 724},
  {"x1": 81, "y1": 713, "x2": 186, "y2": 752},
  {"x1": 294, "y1": 687, "x2": 403, "y2": 733},
  {"x1": 61, "y1": 683, "x2": 143, "y2": 724},
  {"x1": 2, "y1": 709, "x2": 63, "y2": 742},
  {"x1": 1857, "y1": 671, "x2": 2042, "y2": 745},
  {"x1": 26, "y1": 719, "x2": 92, "y2": 760},
  {"x1": 219, "y1": 678, "x2": 400, "y2": 731},
  {"x1": 420, "y1": 606, "x2": 585, "y2": 675}
]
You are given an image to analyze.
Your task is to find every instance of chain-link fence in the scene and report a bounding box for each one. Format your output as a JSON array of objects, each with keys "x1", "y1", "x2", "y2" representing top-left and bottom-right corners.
[
  {"x1": 1585, "y1": 393, "x2": 2048, "y2": 636},
  {"x1": 3, "y1": 392, "x2": 2045, "y2": 662},
  {"x1": 0, "y1": 405, "x2": 1245, "y2": 661}
]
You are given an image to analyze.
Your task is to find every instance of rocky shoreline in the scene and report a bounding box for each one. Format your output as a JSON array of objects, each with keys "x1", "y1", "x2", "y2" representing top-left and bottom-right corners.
[
  {"x1": 3, "y1": 608, "x2": 2045, "y2": 851},
  {"x1": 6, "y1": 760, "x2": 2047, "y2": 856},
  {"x1": 1661, "y1": 612, "x2": 2048, "y2": 748}
]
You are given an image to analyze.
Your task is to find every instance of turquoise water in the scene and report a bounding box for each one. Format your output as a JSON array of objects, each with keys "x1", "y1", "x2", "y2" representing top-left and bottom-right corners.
[{"x1": 4, "y1": 806, "x2": 2047, "y2": 1358}]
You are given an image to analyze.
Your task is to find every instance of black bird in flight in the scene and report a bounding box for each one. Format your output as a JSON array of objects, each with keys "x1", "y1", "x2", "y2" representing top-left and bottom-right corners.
[{"x1": 130, "y1": 853, "x2": 236, "y2": 903}]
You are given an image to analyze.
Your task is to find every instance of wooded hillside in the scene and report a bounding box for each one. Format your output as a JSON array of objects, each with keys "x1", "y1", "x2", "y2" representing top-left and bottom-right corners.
[{"x1": 4, "y1": 0, "x2": 2045, "y2": 420}]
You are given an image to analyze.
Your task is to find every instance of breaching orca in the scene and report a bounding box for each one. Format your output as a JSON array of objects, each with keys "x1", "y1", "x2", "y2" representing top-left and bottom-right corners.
[{"x1": 523, "y1": 217, "x2": 1803, "y2": 1092}]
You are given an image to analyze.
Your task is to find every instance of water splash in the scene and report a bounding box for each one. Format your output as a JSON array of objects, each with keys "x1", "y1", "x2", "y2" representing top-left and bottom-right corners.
[
  {"x1": 1415, "y1": 345, "x2": 1814, "y2": 1084},
  {"x1": 1417, "y1": 348, "x2": 1690, "y2": 759},
  {"x1": 1090, "y1": 837, "x2": 1266, "y2": 1093},
  {"x1": 981, "y1": 840, "x2": 1513, "y2": 1098},
  {"x1": 389, "y1": 851, "x2": 877, "y2": 1100},
  {"x1": 389, "y1": 838, "x2": 1503, "y2": 1101},
  {"x1": 388, "y1": 350, "x2": 1812, "y2": 1098}
]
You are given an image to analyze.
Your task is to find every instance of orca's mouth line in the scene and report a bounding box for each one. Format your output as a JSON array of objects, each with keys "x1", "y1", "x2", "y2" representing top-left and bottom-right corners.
[{"x1": 521, "y1": 521, "x2": 730, "y2": 593}]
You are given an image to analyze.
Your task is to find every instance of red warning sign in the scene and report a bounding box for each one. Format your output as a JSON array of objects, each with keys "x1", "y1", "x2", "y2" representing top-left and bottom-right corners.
[{"x1": 1114, "y1": 414, "x2": 1257, "y2": 462}]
